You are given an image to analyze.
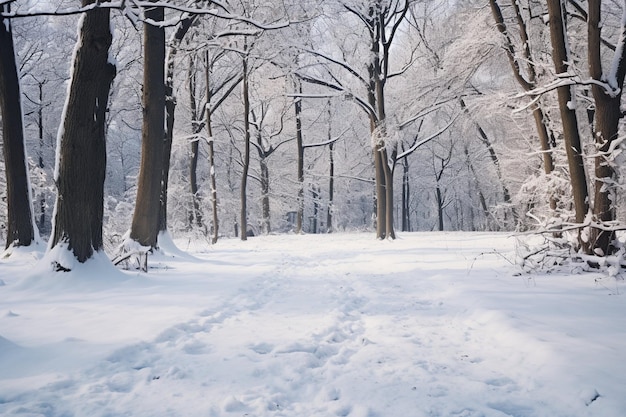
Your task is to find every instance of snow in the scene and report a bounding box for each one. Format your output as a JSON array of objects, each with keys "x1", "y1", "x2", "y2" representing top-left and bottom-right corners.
[{"x1": 1, "y1": 232, "x2": 625, "y2": 417}]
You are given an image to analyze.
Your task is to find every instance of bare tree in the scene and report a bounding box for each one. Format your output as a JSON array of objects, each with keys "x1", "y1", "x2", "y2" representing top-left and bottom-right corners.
[
  {"x1": 159, "y1": 13, "x2": 199, "y2": 238},
  {"x1": 489, "y1": 0, "x2": 556, "y2": 191},
  {"x1": 250, "y1": 101, "x2": 291, "y2": 235},
  {"x1": 298, "y1": 0, "x2": 412, "y2": 239}
]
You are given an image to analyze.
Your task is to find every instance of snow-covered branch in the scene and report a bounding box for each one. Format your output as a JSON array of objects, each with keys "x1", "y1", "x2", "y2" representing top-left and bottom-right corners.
[
  {"x1": 303, "y1": 48, "x2": 369, "y2": 88},
  {"x1": 397, "y1": 98, "x2": 456, "y2": 130},
  {"x1": 515, "y1": 74, "x2": 621, "y2": 102},
  {"x1": 295, "y1": 73, "x2": 377, "y2": 122},
  {"x1": 1, "y1": 1, "x2": 293, "y2": 31},
  {"x1": 302, "y1": 127, "x2": 349, "y2": 149},
  {"x1": 395, "y1": 113, "x2": 460, "y2": 161}
]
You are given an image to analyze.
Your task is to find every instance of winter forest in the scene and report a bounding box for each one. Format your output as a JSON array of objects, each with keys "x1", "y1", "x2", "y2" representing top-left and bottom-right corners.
[
  {"x1": 0, "y1": 0, "x2": 624, "y2": 266},
  {"x1": 3, "y1": 2, "x2": 626, "y2": 416}
]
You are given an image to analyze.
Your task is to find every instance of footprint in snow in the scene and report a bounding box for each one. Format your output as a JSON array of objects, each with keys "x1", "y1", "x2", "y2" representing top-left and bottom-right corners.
[{"x1": 250, "y1": 342, "x2": 274, "y2": 354}]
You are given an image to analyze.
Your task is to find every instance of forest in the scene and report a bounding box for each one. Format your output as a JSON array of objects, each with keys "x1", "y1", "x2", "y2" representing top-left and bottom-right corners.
[
  {"x1": 2, "y1": 0, "x2": 626, "y2": 269},
  {"x1": 3, "y1": 2, "x2": 626, "y2": 415}
]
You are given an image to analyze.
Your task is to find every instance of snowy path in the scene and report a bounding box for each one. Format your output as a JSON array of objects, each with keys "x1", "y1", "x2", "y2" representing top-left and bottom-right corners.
[{"x1": 1, "y1": 232, "x2": 625, "y2": 417}]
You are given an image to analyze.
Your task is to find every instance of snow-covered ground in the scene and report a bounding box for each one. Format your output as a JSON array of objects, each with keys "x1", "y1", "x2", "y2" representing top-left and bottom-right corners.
[{"x1": 1, "y1": 232, "x2": 625, "y2": 417}]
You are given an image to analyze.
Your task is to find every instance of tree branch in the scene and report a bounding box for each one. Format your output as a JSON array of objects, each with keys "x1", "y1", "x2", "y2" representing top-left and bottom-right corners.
[{"x1": 395, "y1": 113, "x2": 460, "y2": 161}]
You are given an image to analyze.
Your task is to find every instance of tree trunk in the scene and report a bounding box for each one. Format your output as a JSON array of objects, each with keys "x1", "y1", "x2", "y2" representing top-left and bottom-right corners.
[
  {"x1": 311, "y1": 185, "x2": 319, "y2": 233},
  {"x1": 294, "y1": 80, "x2": 305, "y2": 234},
  {"x1": 587, "y1": 0, "x2": 626, "y2": 256},
  {"x1": 373, "y1": 146, "x2": 387, "y2": 238},
  {"x1": 435, "y1": 185, "x2": 444, "y2": 232},
  {"x1": 188, "y1": 55, "x2": 204, "y2": 231},
  {"x1": 371, "y1": 25, "x2": 394, "y2": 239},
  {"x1": 326, "y1": 120, "x2": 335, "y2": 233},
  {"x1": 490, "y1": 0, "x2": 557, "y2": 215},
  {"x1": 546, "y1": 0, "x2": 590, "y2": 250},
  {"x1": 159, "y1": 15, "x2": 197, "y2": 235},
  {"x1": 205, "y1": 50, "x2": 219, "y2": 244},
  {"x1": 260, "y1": 156, "x2": 271, "y2": 234},
  {"x1": 240, "y1": 54, "x2": 251, "y2": 241},
  {"x1": 401, "y1": 151, "x2": 411, "y2": 232},
  {"x1": 130, "y1": 3, "x2": 165, "y2": 249},
  {"x1": 37, "y1": 81, "x2": 46, "y2": 233},
  {"x1": 368, "y1": 66, "x2": 385, "y2": 239},
  {"x1": 0, "y1": 5, "x2": 36, "y2": 250},
  {"x1": 49, "y1": 0, "x2": 115, "y2": 263},
  {"x1": 382, "y1": 148, "x2": 395, "y2": 239}
]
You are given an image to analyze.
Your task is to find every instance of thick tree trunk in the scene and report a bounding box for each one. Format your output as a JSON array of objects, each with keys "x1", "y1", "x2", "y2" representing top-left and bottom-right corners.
[
  {"x1": 382, "y1": 148, "x2": 395, "y2": 239},
  {"x1": 546, "y1": 0, "x2": 590, "y2": 251},
  {"x1": 0, "y1": 6, "x2": 36, "y2": 250},
  {"x1": 130, "y1": 3, "x2": 165, "y2": 249},
  {"x1": 49, "y1": 0, "x2": 115, "y2": 263},
  {"x1": 591, "y1": 95, "x2": 620, "y2": 254},
  {"x1": 373, "y1": 146, "x2": 387, "y2": 238},
  {"x1": 587, "y1": 0, "x2": 626, "y2": 256},
  {"x1": 372, "y1": 29, "x2": 394, "y2": 239}
]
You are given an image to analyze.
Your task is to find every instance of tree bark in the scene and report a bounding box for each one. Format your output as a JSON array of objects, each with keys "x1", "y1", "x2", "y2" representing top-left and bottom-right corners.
[
  {"x1": 546, "y1": 0, "x2": 590, "y2": 250},
  {"x1": 37, "y1": 81, "x2": 47, "y2": 233},
  {"x1": 260, "y1": 159, "x2": 271, "y2": 234},
  {"x1": 49, "y1": 0, "x2": 115, "y2": 262},
  {"x1": 294, "y1": 80, "x2": 305, "y2": 234},
  {"x1": 159, "y1": 15, "x2": 197, "y2": 235},
  {"x1": 130, "y1": 3, "x2": 165, "y2": 249},
  {"x1": 0, "y1": 5, "x2": 36, "y2": 250},
  {"x1": 204, "y1": 50, "x2": 219, "y2": 243},
  {"x1": 188, "y1": 54, "x2": 204, "y2": 231},
  {"x1": 240, "y1": 54, "x2": 251, "y2": 241},
  {"x1": 587, "y1": 0, "x2": 626, "y2": 255},
  {"x1": 401, "y1": 148, "x2": 411, "y2": 232},
  {"x1": 327, "y1": 102, "x2": 335, "y2": 233},
  {"x1": 436, "y1": 185, "x2": 444, "y2": 232}
]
